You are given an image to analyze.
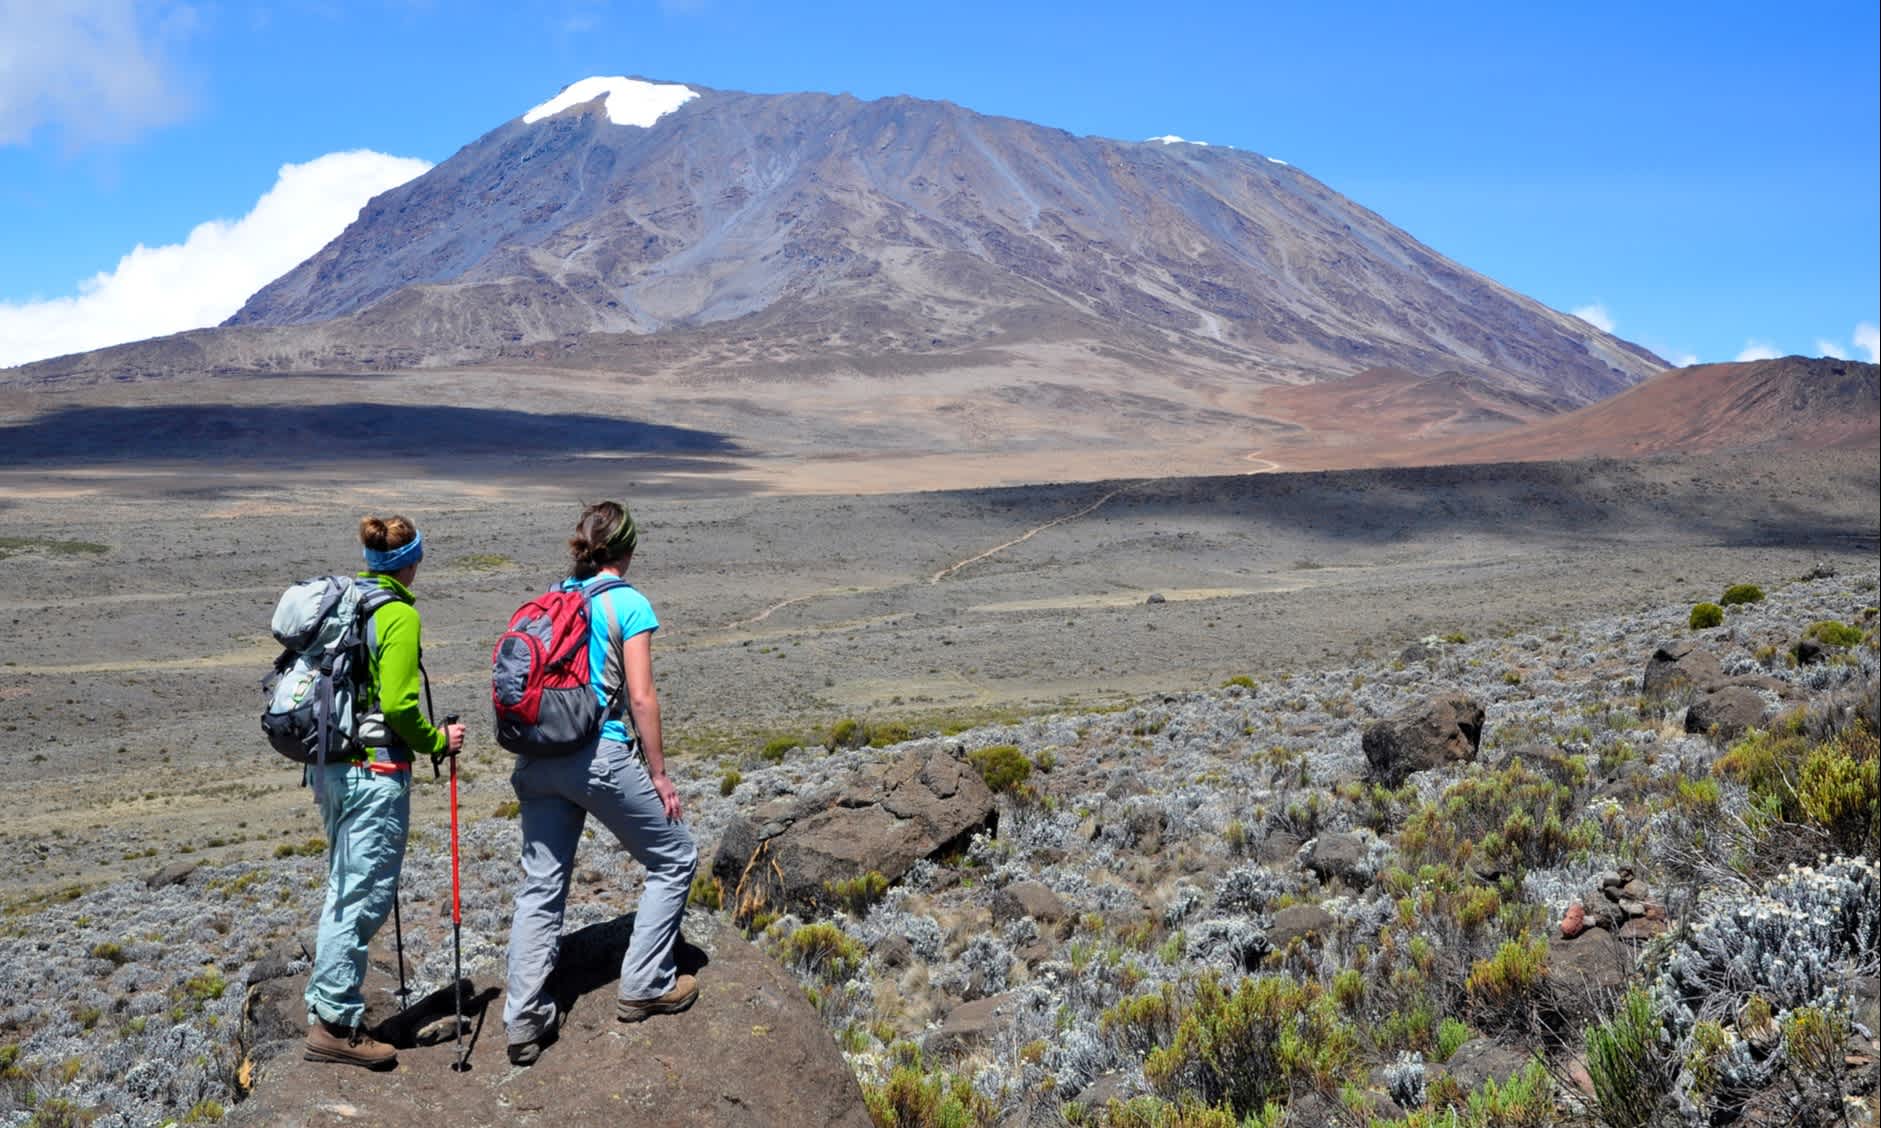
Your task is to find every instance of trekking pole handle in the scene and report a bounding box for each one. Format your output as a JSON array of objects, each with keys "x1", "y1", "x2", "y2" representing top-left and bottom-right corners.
[{"x1": 433, "y1": 713, "x2": 460, "y2": 778}]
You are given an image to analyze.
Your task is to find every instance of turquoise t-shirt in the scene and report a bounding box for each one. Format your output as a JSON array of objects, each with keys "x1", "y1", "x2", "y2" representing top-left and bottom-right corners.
[{"x1": 561, "y1": 575, "x2": 659, "y2": 745}]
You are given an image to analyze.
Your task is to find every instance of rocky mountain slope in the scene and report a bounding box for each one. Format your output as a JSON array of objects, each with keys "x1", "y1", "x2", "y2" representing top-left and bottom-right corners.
[
  {"x1": 17, "y1": 78, "x2": 1659, "y2": 415},
  {"x1": 3, "y1": 569, "x2": 1874, "y2": 1126}
]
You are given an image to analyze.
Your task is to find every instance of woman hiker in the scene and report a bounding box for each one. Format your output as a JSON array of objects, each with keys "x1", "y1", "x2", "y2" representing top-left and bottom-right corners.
[
  {"x1": 303, "y1": 515, "x2": 466, "y2": 1069},
  {"x1": 504, "y1": 500, "x2": 699, "y2": 1067}
]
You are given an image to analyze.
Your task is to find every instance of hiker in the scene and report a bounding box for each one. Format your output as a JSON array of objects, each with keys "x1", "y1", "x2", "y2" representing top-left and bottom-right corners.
[
  {"x1": 303, "y1": 515, "x2": 466, "y2": 1069},
  {"x1": 503, "y1": 500, "x2": 698, "y2": 1066}
]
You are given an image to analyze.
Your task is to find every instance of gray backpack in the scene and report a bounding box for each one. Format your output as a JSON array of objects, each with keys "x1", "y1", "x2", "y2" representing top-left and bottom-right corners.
[{"x1": 261, "y1": 576, "x2": 398, "y2": 775}]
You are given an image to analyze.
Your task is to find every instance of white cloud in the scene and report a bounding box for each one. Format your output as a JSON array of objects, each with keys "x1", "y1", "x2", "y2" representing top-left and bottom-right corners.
[
  {"x1": 1734, "y1": 340, "x2": 1781, "y2": 362},
  {"x1": 1856, "y1": 322, "x2": 1879, "y2": 364},
  {"x1": 1571, "y1": 302, "x2": 1615, "y2": 333},
  {"x1": 1671, "y1": 352, "x2": 1699, "y2": 368},
  {"x1": 1815, "y1": 338, "x2": 1847, "y2": 359},
  {"x1": 0, "y1": 150, "x2": 431, "y2": 368},
  {"x1": 0, "y1": 0, "x2": 195, "y2": 148}
]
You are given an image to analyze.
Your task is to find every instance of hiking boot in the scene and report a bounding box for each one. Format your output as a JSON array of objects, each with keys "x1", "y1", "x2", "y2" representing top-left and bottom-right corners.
[
  {"x1": 507, "y1": 1009, "x2": 562, "y2": 1067},
  {"x1": 617, "y1": 974, "x2": 698, "y2": 1023},
  {"x1": 304, "y1": 1019, "x2": 397, "y2": 1070}
]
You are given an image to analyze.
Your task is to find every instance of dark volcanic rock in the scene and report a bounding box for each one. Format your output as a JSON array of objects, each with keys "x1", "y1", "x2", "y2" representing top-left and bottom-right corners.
[
  {"x1": 1303, "y1": 832, "x2": 1371, "y2": 885},
  {"x1": 1438, "y1": 1039, "x2": 1535, "y2": 1090},
  {"x1": 710, "y1": 743, "x2": 996, "y2": 921},
  {"x1": 1685, "y1": 685, "x2": 1770, "y2": 742},
  {"x1": 925, "y1": 992, "x2": 1024, "y2": 1057},
  {"x1": 1268, "y1": 904, "x2": 1336, "y2": 949},
  {"x1": 1642, "y1": 641, "x2": 1724, "y2": 697},
  {"x1": 990, "y1": 880, "x2": 1069, "y2": 930},
  {"x1": 1544, "y1": 927, "x2": 1632, "y2": 1024},
  {"x1": 1362, "y1": 693, "x2": 1485, "y2": 784},
  {"x1": 232, "y1": 913, "x2": 869, "y2": 1127}
]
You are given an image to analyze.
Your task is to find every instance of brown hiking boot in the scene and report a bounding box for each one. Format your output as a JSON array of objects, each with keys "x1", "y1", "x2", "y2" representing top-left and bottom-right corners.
[
  {"x1": 304, "y1": 1019, "x2": 398, "y2": 1070},
  {"x1": 618, "y1": 974, "x2": 698, "y2": 1023}
]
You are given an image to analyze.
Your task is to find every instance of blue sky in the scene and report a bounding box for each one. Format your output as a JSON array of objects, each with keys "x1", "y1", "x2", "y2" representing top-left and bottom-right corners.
[{"x1": 2, "y1": 0, "x2": 1876, "y2": 367}]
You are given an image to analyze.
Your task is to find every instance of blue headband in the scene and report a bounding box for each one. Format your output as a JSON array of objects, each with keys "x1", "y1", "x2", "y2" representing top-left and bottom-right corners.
[{"x1": 363, "y1": 529, "x2": 424, "y2": 573}]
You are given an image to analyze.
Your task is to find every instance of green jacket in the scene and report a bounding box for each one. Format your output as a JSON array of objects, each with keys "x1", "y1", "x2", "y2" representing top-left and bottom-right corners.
[{"x1": 359, "y1": 572, "x2": 447, "y2": 758}]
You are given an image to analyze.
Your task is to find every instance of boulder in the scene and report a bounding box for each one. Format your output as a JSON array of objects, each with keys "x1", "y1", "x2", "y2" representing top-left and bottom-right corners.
[
  {"x1": 1437, "y1": 1038, "x2": 1534, "y2": 1091},
  {"x1": 1685, "y1": 685, "x2": 1769, "y2": 742},
  {"x1": 990, "y1": 881, "x2": 1069, "y2": 930},
  {"x1": 710, "y1": 744, "x2": 996, "y2": 922},
  {"x1": 1268, "y1": 904, "x2": 1335, "y2": 949},
  {"x1": 1302, "y1": 833, "x2": 1370, "y2": 886},
  {"x1": 1641, "y1": 641, "x2": 1723, "y2": 697},
  {"x1": 1362, "y1": 694, "x2": 1485, "y2": 784},
  {"x1": 1543, "y1": 927, "x2": 1632, "y2": 1024},
  {"x1": 145, "y1": 861, "x2": 197, "y2": 889},
  {"x1": 1796, "y1": 638, "x2": 1826, "y2": 665},
  {"x1": 231, "y1": 913, "x2": 870, "y2": 1127},
  {"x1": 925, "y1": 991, "x2": 1024, "y2": 1056}
]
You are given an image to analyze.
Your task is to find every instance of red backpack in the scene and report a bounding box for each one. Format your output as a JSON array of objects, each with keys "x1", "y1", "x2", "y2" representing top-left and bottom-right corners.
[{"x1": 490, "y1": 578, "x2": 626, "y2": 756}]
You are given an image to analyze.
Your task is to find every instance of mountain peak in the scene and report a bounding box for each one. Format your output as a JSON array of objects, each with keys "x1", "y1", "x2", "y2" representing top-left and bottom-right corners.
[{"x1": 521, "y1": 76, "x2": 698, "y2": 127}]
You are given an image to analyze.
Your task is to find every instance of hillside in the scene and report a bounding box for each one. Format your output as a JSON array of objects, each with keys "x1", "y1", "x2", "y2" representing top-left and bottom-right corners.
[{"x1": 1264, "y1": 356, "x2": 1881, "y2": 470}]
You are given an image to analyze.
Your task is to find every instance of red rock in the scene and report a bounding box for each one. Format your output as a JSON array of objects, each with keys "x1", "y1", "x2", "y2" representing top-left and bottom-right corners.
[
  {"x1": 1560, "y1": 903, "x2": 1587, "y2": 938},
  {"x1": 1643, "y1": 902, "x2": 1667, "y2": 922}
]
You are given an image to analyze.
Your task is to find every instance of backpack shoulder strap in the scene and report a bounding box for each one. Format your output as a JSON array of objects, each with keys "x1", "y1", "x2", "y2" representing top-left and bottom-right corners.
[{"x1": 582, "y1": 578, "x2": 631, "y2": 721}]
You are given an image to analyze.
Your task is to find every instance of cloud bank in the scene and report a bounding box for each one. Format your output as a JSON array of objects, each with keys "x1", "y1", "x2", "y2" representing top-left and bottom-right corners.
[
  {"x1": 1571, "y1": 302, "x2": 1615, "y2": 334},
  {"x1": 0, "y1": 0, "x2": 194, "y2": 147},
  {"x1": 0, "y1": 150, "x2": 431, "y2": 368},
  {"x1": 1856, "y1": 323, "x2": 1879, "y2": 364},
  {"x1": 1734, "y1": 340, "x2": 1781, "y2": 362}
]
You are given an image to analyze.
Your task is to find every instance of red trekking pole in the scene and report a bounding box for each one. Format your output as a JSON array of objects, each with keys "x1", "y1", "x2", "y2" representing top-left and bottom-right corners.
[{"x1": 443, "y1": 713, "x2": 471, "y2": 1073}]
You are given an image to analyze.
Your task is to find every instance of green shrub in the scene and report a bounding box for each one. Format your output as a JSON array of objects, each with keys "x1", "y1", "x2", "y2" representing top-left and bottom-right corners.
[
  {"x1": 1719, "y1": 583, "x2": 1764, "y2": 606},
  {"x1": 1220, "y1": 676, "x2": 1257, "y2": 691},
  {"x1": 180, "y1": 968, "x2": 228, "y2": 1007},
  {"x1": 1100, "y1": 1095, "x2": 1281, "y2": 1128},
  {"x1": 968, "y1": 745, "x2": 1032, "y2": 794},
  {"x1": 1398, "y1": 762, "x2": 1592, "y2": 879},
  {"x1": 763, "y1": 735, "x2": 799, "y2": 762},
  {"x1": 688, "y1": 874, "x2": 723, "y2": 912},
  {"x1": 826, "y1": 719, "x2": 865, "y2": 752},
  {"x1": 1435, "y1": 1016, "x2": 1474, "y2": 1062},
  {"x1": 1688, "y1": 602, "x2": 1724, "y2": 629},
  {"x1": 1464, "y1": 936, "x2": 1548, "y2": 1025},
  {"x1": 774, "y1": 922, "x2": 865, "y2": 984},
  {"x1": 1803, "y1": 619, "x2": 1863, "y2": 647},
  {"x1": 868, "y1": 721, "x2": 915, "y2": 748},
  {"x1": 825, "y1": 871, "x2": 889, "y2": 915},
  {"x1": 1716, "y1": 725, "x2": 1879, "y2": 853},
  {"x1": 861, "y1": 1043, "x2": 999, "y2": 1127},
  {"x1": 719, "y1": 769, "x2": 742, "y2": 796},
  {"x1": 1462, "y1": 1060, "x2": 1555, "y2": 1126},
  {"x1": 182, "y1": 1099, "x2": 226, "y2": 1123},
  {"x1": 1139, "y1": 974, "x2": 1358, "y2": 1115},
  {"x1": 87, "y1": 942, "x2": 125, "y2": 966},
  {"x1": 25, "y1": 1099, "x2": 89, "y2": 1128},
  {"x1": 493, "y1": 799, "x2": 521, "y2": 819},
  {"x1": 1584, "y1": 988, "x2": 1671, "y2": 1128}
]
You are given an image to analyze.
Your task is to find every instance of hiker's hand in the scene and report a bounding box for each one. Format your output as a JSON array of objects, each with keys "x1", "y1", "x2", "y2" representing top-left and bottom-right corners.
[
  {"x1": 651, "y1": 771, "x2": 682, "y2": 821},
  {"x1": 443, "y1": 723, "x2": 466, "y2": 756}
]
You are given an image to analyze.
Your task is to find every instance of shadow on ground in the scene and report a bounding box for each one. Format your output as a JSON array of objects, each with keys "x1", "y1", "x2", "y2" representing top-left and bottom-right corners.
[{"x1": 0, "y1": 403, "x2": 742, "y2": 466}]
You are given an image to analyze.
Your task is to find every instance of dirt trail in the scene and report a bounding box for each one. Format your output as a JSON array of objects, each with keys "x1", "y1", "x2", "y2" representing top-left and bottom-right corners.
[{"x1": 929, "y1": 478, "x2": 1155, "y2": 583}]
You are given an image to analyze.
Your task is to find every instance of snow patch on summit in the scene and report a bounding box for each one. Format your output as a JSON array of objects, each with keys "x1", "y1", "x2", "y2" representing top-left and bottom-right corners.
[
  {"x1": 523, "y1": 77, "x2": 697, "y2": 127},
  {"x1": 1147, "y1": 135, "x2": 1209, "y2": 146}
]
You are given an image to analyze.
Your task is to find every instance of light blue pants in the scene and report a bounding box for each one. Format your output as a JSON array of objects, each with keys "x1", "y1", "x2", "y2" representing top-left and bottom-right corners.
[
  {"x1": 504, "y1": 738, "x2": 698, "y2": 1043},
  {"x1": 305, "y1": 764, "x2": 410, "y2": 1028}
]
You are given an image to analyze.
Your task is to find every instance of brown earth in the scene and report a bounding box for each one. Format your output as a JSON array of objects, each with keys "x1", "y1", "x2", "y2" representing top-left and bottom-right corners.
[{"x1": 230, "y1": 912, "x2": 870, "y2": 1126}]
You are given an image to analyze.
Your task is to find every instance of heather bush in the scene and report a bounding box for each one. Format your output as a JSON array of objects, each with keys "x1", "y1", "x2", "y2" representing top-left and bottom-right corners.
[
  {"x1": 1135, "y1": 973, "x2": 1360, "y2": 1115},
  {"x1": 1715, "y1": 724, "x2": 1879, "y2": 854},
  {"x1": 1803, "y1": 619, "x2": 1862, "y2": 648},
  {"x1": 1719, "y1": 583, "x2": 1765, "y2": 606},
  {"x1": 775, "y1": 922, "x2": 866, "y2": 984},
  {"x1": 1583, "y1": 988, "x2": 1675, "y2": 1128},
  {"x1": 1688, "y1": 602, "x2": 1724, "y2": 630},
  {"x1": 861, "y1": 1042, "x2": 999, "y2": 1128},
  {"x1": 967, "y1": 745, "x2": 1031, "y2": 794}
]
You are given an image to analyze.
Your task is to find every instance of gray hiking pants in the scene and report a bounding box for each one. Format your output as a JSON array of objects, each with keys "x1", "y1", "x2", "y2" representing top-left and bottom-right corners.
[{"x1": 503, "y1": 737, "x2": 697, "y2": 1043}]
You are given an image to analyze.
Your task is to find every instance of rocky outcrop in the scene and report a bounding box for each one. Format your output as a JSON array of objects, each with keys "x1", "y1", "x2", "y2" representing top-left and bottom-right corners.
[
  {"x1": 1684, "y1": 684, "x2": 1771, "y2": 742},
  {"x1": 710, "y1": 743, "x2": 997, "y2": 922},
  {"x1": 1362, "y1": 693, "x2": 1485, "y2": 784},
  {"x1": 1641, "y1": 641, "x2": 1724, "y2": 696},
  {"x1": 231, "y1": 913, "x2": 870, "y2": 1127}
]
